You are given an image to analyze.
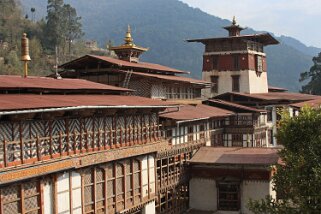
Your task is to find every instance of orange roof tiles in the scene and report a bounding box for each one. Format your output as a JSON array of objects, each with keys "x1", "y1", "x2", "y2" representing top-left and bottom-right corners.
[
  {"x1": 190, "y1": 147, "x2": 280, "y2": 166},
  {"x1": 160, "y1": 104, "x2": 233, "y2": 121}
]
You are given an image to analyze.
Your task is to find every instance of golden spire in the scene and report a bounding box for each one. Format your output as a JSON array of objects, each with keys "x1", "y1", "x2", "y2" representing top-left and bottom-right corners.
[
  {"x1": 232, "y1": 16, "x2": 236, "y2": 25},
  {"x1": 124, "y1": 25, "x2": 133, "y2": 45}
]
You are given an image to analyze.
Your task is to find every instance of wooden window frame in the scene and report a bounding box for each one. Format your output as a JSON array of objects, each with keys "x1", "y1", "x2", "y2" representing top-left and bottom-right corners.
[
  {"x1": 210, "y1": 76, "x2": 219, "y2": 93},
  {"x1": 1, "y1": 180, "x2": 42, "y2": 214},
  {"x1": 212, "y1": 55, "x2": 219, "y2": 70},
  {"x1": 218, "y1": 182, "x2": 240, "y2": 211},
  {"x1": 256, "y1": 55, "x2": 263, "y2": 72},
  {"x1": 231, "y1": 75, "x2": 240, "y2": 92},
  {"x1": 233, "y1": 55, "x2": 240, "y2": 70}
]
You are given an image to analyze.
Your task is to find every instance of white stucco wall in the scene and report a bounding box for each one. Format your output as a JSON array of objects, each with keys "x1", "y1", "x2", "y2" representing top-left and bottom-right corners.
[
  {"x1": 142, "y1": 200, "x2": 156, "y2": 214},
  {"x1": 56, "y1": 171, "x2": 82, "y2": 214},
  {"x1": 57, "y1": 173, "x2": 70, "y2": 214},
  {"x1": 248, "y1": 70, "x2": 268, "y2": 94},
  {"x1": 140, "y1": 155, "x2": 155, "y2": 198},
  {"x1": 71, "y1": 171, "x2": 82, "y2": 214},
  {"x1": 43, "y1": 180, "x2": 53, "y2": 214},
  {"x1": 149, "y1": 155, "x2": 156, "y2": 194},
  {"x1": 189, "y1": 178, "x2": 217, "y2": 211},
  {"x1": 189, "y1": 177, "x2": 275, "y2": 214},
  {"x1": 141, "y1": 155, "x2": 149, "y2": 198},
  {"x1": 242, "y1": 180, "x2": 275, "y2": 214},
  {"x1": 202, "y1": 70, "x2": 268, "y2": 97}
]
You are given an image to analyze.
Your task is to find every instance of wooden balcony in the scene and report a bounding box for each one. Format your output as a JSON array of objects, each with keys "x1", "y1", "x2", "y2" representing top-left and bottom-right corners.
[{"x1": 0, "y1": 124, "x2": 162, "y2": 168}]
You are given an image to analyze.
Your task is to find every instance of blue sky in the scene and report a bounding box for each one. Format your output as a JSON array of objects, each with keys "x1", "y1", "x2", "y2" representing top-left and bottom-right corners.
[{"x1": 181, "y1": 0, "x2": 321, "y2": 48}]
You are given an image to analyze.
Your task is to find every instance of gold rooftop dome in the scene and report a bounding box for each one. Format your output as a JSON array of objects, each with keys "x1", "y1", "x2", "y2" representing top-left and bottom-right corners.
[
  {"x1": 110, "y1": 25, "x2": 148, "y2": 52},
  {"x1": 124, "y1": 25, "x2": 134, "y2": 45},
  {"x1": 110, "y1": 25, "x2": 148, "y2": 62}
]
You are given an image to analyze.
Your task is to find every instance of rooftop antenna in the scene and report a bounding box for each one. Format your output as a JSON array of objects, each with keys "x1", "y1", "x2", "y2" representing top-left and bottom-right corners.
[{"x1": 21, "y1": 33, "x2": 31, "y2": 78}]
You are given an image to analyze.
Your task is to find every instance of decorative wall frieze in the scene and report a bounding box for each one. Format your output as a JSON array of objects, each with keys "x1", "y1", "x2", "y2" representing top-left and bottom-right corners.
[
  {"x1": 0, "y1": 159, "x2": 75, "y2": 184},
  {"x1": 79, "y1": 141, "x2": 168, "y2": 167}
]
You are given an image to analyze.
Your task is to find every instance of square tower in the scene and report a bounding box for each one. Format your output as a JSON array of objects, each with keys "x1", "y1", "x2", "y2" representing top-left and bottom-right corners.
[{"x1": 188, "y1": 17, "x2": 279, "y2": 98}]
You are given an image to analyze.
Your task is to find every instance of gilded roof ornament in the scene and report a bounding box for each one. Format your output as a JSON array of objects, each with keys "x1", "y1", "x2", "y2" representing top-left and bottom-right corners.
[
  {"x1": 110, "y1": 25, "x2": 148, "y2": 52},
  {"x1": 124, "y1": 25, "x2": 134, "y2": 45},
  {"x1": 232, "y1": 16, "x2": 236, "y2": 25}
]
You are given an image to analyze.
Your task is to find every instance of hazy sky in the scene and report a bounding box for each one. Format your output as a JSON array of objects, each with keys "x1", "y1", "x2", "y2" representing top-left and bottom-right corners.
[{"x1": 181, "y1": 0, "x2": 321, "y2": 48}]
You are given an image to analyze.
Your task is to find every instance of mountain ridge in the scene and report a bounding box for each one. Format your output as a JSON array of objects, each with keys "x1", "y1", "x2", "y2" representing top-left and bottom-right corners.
[{"x1": 20, "y1": 0, "x2": 319, "y2": 91}]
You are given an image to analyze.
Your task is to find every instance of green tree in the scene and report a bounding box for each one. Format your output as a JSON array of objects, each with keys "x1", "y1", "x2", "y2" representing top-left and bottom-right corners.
[
  {"x1": 248, "y1": 107, "x2": 321, "y2": 214},
  {"x1": 0, "y1": 0, "x2": 23, "y2": 45},
  {"x1": 44, "y1": 0, "x2": 64, "y2": 50},
  {"x1": 300, "y1": 52, "x2": 321, "y2": 95},
  {"x1": 44, "y1": 0, "x2": 83, "y2": 56}
]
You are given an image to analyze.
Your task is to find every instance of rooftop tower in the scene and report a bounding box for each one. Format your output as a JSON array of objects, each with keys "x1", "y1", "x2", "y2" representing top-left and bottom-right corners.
[
  {"x1": 110, "y1": 25, "x2": 148, "y2": 63},
  {"x1": 187, "y1": 17, "x2": 279, "y2": 97}
]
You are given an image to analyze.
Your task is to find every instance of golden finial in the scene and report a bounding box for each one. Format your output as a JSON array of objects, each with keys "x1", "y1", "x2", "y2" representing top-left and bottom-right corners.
[
  {"x1": 21, "y1": 33, "x2": 31, "y2": 61},
  {"x1": 21, "y1": 33, "x2": 31, "y2": 78},
  {"x1": 124, "y1": 25, "x2": 133, "y2": 45},
  {"x1": 232, "y1": 16, "x2": 236, "y2": 25}
]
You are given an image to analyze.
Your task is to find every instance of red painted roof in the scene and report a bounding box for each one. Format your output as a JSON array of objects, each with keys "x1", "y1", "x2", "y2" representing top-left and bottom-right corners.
[
  {"x1": 0, "y1": 94, "x2": 174, "y2": 112},
  {"x1": 190, "y1": 147, "x2": 280, "y2": 166},
  {"x1": 130, "y1": 71, "x2": 210, "y2": 86},
  {"x1": 160, "y1": 104, "x2": 233, "y2": 121},
  {"x1": 60, "y1": 54, "x2": 188, "y2": 74},
  {"x1": 0, "y1": 75, "x2": 131, "y2": 92}
]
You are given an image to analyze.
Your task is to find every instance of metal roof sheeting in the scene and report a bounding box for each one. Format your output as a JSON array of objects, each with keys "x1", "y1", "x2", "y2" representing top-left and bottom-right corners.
[
  {"x1": 160, "y1": 104, "x2": 234, "y2": 121},
  {"x1": 207, "y1": 99, "x2": 266, "y2": 113},
  {"x1": 187, "y1": 33, "x2": 279, "y2": 46},
  {"x1": 190, "y1": 147, "x2": 280, "y2": 166},
  {"x1": 130, "y1": 71, "x2": 210, "y2": 86},
  {"x1": 0, "y1": 75, "x2": 131, "y2": 92},
  {"x1": 60, "y1": 54, "x2": 189, "y2": 74},
  {"x1": 0, "y1": 94, "x2": 175, "y2": 112},
  {"x1": 215, "y1": 92, "x2": 319, "y2": 102}
]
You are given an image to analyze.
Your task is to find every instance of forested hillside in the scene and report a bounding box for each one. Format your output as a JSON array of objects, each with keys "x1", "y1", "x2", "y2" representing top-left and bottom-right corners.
[{"x1": 18, "y1": 0, "x2": 321, "y2": 91}]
